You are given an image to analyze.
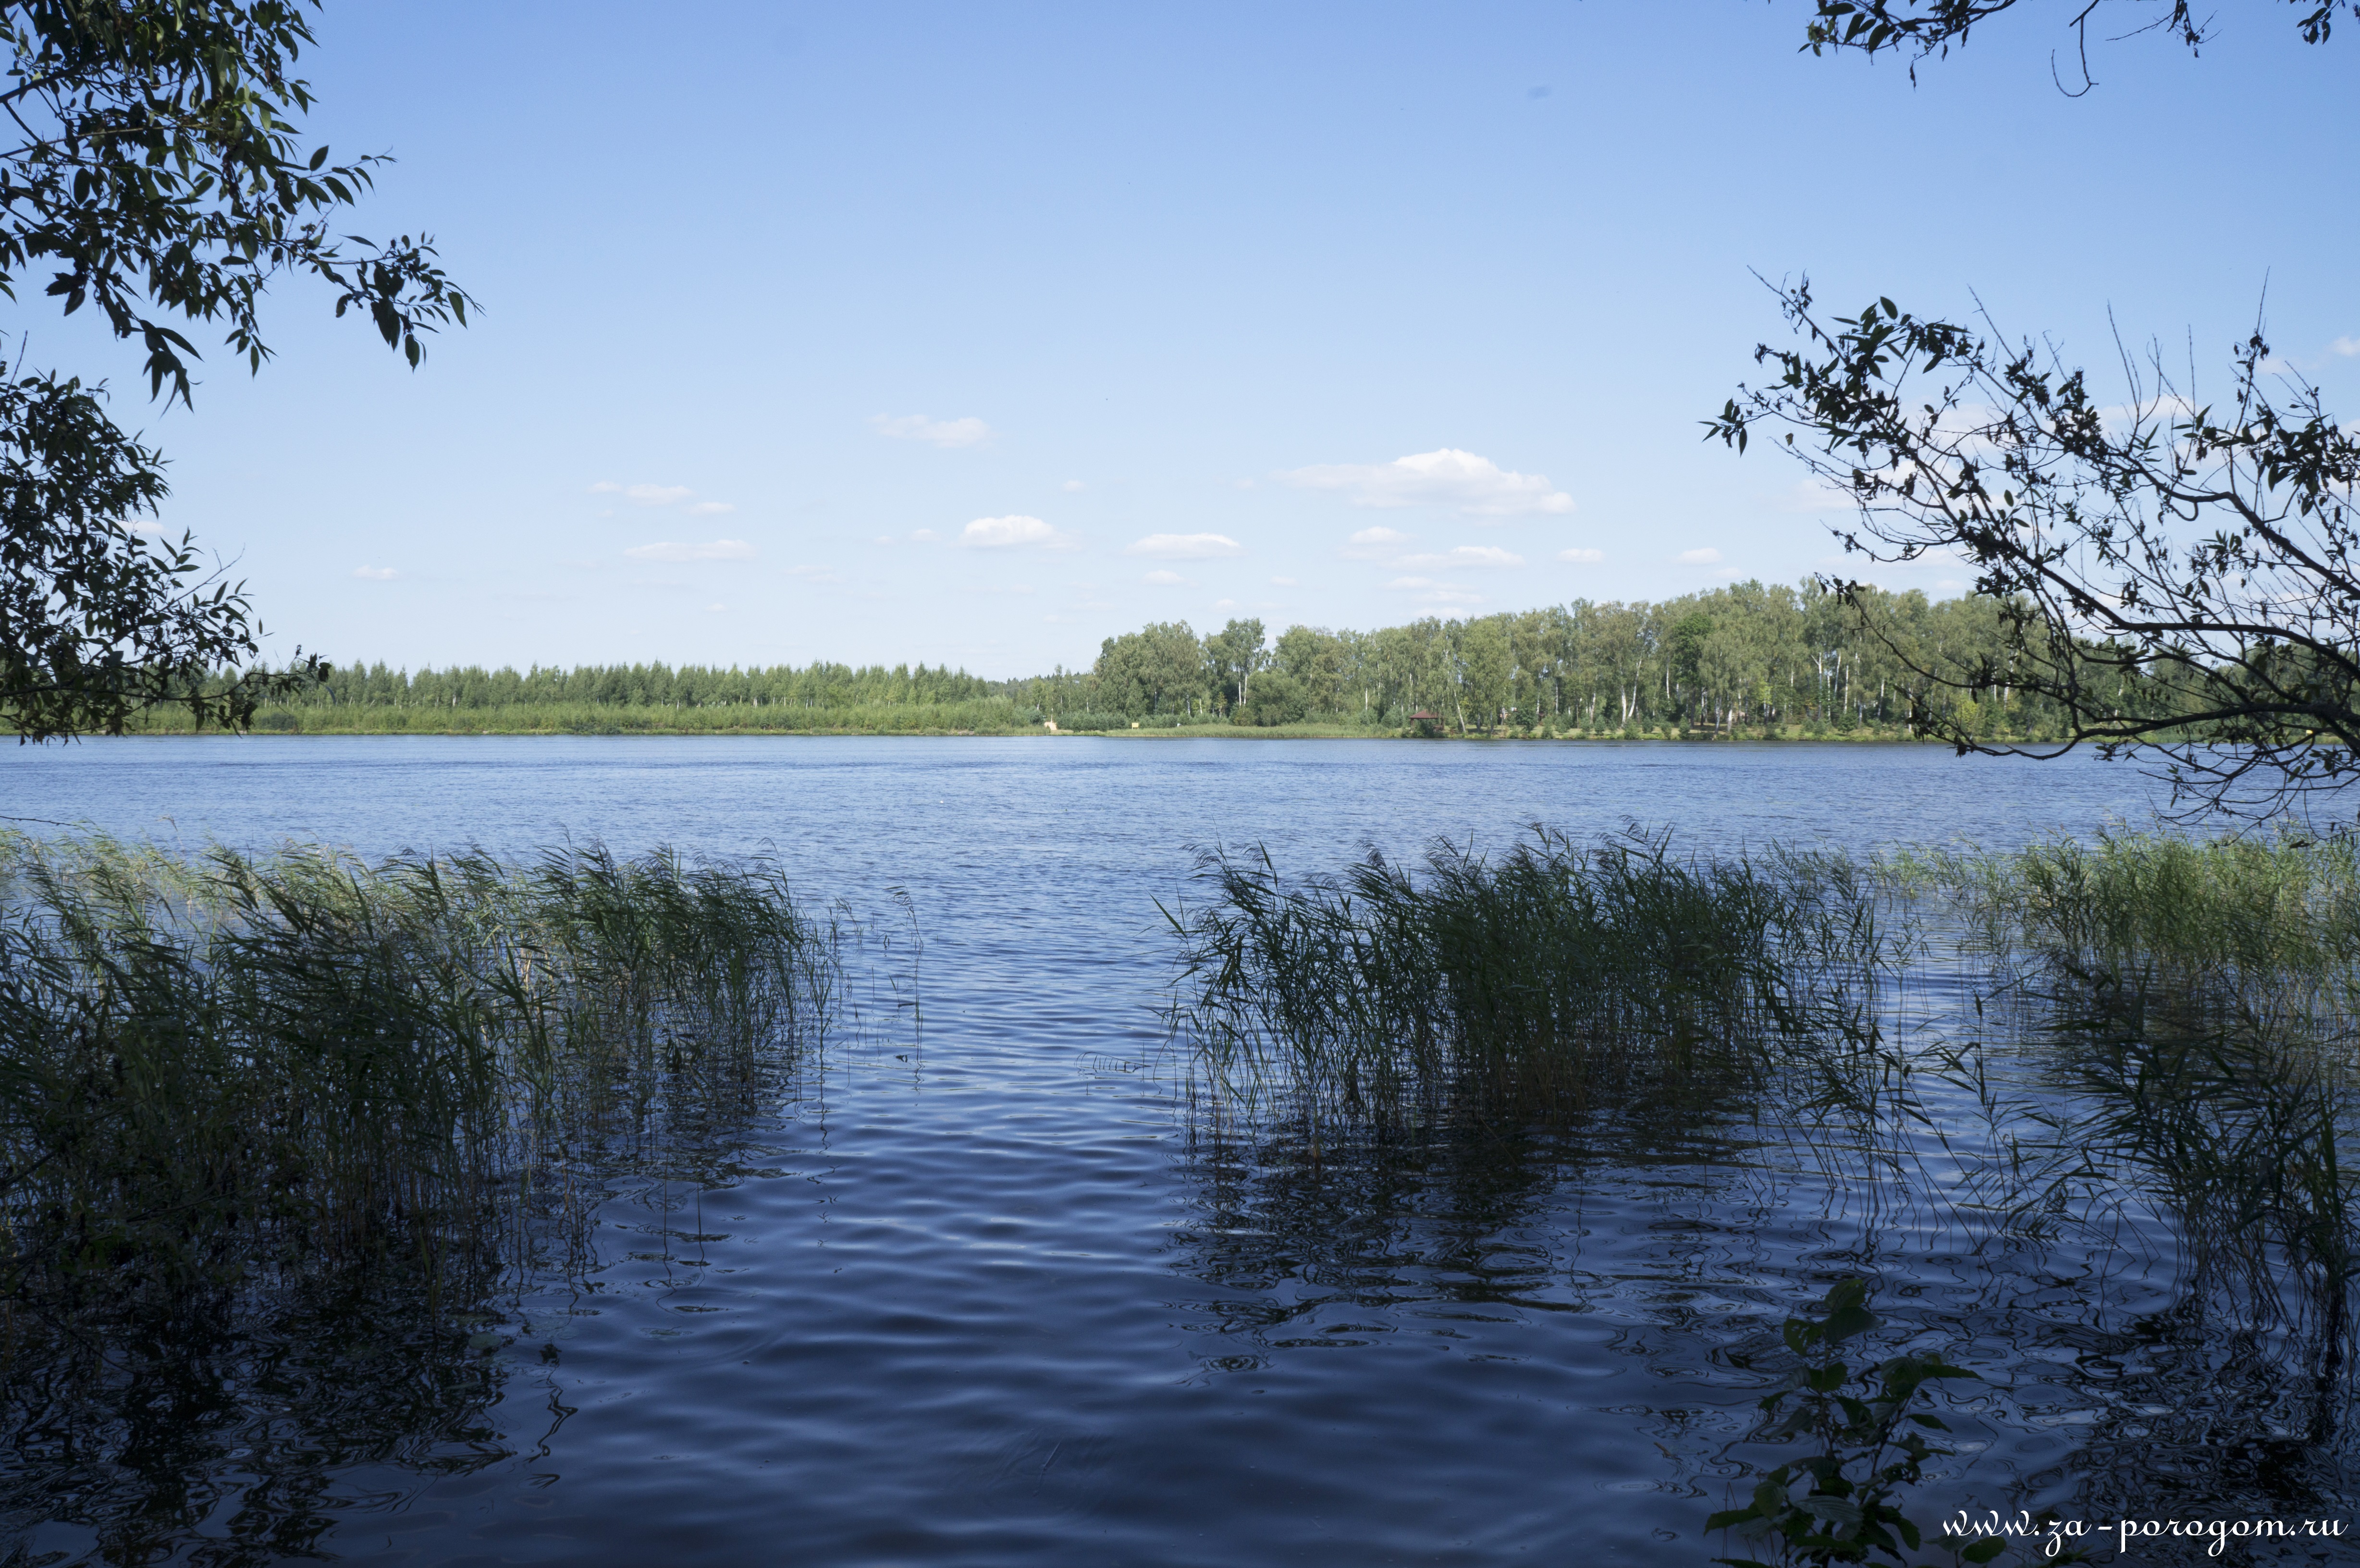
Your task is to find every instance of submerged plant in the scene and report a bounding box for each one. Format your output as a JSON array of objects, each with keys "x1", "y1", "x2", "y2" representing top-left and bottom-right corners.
[{"x1": 1711, "y1": 1279, "x2": 2078, "y2": 1568}]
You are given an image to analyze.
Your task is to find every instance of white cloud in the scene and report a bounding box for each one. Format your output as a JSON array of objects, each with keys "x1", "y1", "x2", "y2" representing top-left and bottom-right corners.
[
  {"x1": 1341, "y1": 525, "x2": 1413, "y2": 560},
  {"x1": 1557, "y1": 547, "x2": 1604, "y2": 564},
  {"x1": 1062, "y1": 478, "x2": 1086, "y2": 492},
  {"x1": 130, "y1": 520, "x2": 168, "y2": 537},
  {"x1": 1398, "y1": 545, "x2": 1524, "y2": 569},
  {"x1": 353, "y1": 565, "x2": 398, "y2": 580},
  {"x1": 591, "y1": 481, "x2": 697, "y2": 506},
  {"x1": 1279, "y1": 448, "x2": 1574, "y2": 517},
  {"x1": 1142, "y1": 569, "x2": 1192, "y2": 586},
  {"x1": 1270, "y1": 576, "x2": 1299, "y2": 588},
  {"x1": 911, "y1": 528, "x2": 940, "y2": 543},
  {"x1": 625, "y1": 539, "x2": 758, "y2": 562},
  {"x1": 1677, "y1": 547, "x2": 1723, "y2": 566},
  {"x1": 958, "y1": 514, "x2": 1072, "y2": 548},
  {"x1": 872, "y1": 413, "x2": 993, "y2": 448},
  {"x1": 1127, "y1": 532, "x2": 1242, "y2": 560},
  {"x1": 689, "y1": 500, "x2": 736, "y2": 515},
  {"x1": 2334, "y1": 336, "x2": 2360, "y2": 357}
]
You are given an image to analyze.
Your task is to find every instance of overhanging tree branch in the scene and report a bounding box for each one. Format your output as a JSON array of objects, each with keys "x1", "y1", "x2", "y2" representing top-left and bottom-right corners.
[{"x1": 1709, "y1": 277, "x2": 2360, "y2": 818}]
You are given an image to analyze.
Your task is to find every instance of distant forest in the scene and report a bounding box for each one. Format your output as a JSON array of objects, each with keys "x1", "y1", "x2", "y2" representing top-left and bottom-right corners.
[{"x1": 180, "y1": 580, "x2": 2165, "y2": 739}]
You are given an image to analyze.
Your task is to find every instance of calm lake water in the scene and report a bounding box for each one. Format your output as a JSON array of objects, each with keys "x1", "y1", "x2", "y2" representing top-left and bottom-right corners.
[{"x1": 5, "y1": 736, "x2": 2350, "y2": 1566}]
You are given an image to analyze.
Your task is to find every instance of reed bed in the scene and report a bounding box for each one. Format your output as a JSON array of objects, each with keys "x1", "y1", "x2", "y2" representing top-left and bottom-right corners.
[
  {"x1": 1169, "y1": 826, "x2": 2360, "y2": 1359},
  {"x1": 0, "y1": 833, "x2": 833, "y2": 1562},
  {"x1": 1163, "y1": 825, "x2": 1907, "y2": 1130},
  {"x1": 1891, "y1": 832, "x2": 2360, "y2": 1386},
  {"x1": 1900, "y1": 830, "x2": 2360, "y2": 1025},
  {"x1": 1169, "y1": 825, "x2": 2360, "y2": 1523},
  {"x1": 0, "y1": 832, "x2": 833, "y2": 1335}
]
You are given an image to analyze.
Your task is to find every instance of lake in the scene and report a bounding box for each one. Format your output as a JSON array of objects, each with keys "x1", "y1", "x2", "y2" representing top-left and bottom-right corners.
[{"x1": 4, "y1": 736, "x2": 2348, "y2": 1566}]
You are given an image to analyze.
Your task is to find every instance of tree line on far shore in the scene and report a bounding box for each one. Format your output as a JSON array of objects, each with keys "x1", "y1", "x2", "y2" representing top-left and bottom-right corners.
[{"x1": 167, "y1": 577, "x2": 2173, "y2": 740}]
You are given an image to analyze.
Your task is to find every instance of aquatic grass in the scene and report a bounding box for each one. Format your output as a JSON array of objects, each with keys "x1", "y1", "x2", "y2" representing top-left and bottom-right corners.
[
  {"x1": 0, "y1": 832, "x2": 833, "y2": 1336},
  {"x1": 1893, "y1": 830, "x2": 2360, "y2": 1024},
  {"x1": 1891, "y1": 833, "x2": 2360, "y2": 1286},
  {"x1": 1163, "y1": 825, "x2": 1908, "y2": 1132}
]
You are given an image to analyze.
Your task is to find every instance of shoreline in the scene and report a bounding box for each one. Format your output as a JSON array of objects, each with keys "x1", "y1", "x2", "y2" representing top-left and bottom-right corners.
[{"x1": 96, "y1": 721, "x2": 1985, "y2": 744}]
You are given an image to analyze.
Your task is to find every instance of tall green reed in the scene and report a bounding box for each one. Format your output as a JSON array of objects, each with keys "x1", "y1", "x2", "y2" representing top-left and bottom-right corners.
[
  {"x1": 0, "y1": 832, "x2": 833, "y2": 1332},
  {"x1": 1896, "y1": 834, "x2": 2360, "y2": 1404},
  {"x1": 1164, "y1": 825, "x2": 1906, "y2": 1132}
]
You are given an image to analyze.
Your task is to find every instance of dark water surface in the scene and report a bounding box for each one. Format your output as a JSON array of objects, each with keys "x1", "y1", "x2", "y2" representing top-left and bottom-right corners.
[{"x1": 5, "y1": 737, "x2": 2348, "y2": 1566}]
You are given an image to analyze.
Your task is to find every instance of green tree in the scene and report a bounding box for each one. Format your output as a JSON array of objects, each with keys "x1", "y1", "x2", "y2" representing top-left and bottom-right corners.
[
  {"x1": 1457, "y1": 615, "x2": 1511, "y2": 732},
  {"x1": 2, "y1": 0, "x2": 474, "y2": 740},
  {"x1": 1094, "y1": 621, "x2": 1206, "y2": 717},
  {"x1": 1205, "y1": 617, "x2": 1266, "y2": 717}
]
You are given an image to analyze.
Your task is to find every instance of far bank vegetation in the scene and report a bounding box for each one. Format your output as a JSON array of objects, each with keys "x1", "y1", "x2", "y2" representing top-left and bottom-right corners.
[{"x1": 137, "y1": 580, "x2": 2164, "y2": 740}]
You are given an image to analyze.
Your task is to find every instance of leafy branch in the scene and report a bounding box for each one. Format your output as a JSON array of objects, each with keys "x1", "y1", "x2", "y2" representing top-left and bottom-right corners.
[{"x1": 1709, "y1": 277, "x2": 2360, "y2": 820}]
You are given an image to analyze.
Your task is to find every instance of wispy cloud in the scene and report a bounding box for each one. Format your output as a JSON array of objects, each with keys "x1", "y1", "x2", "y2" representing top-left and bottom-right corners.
[
  {"x1": 625, "y1": 539, "x2": 758, "y2": 562},
  {"x1": 1127, "y1": 532, "x2": 1242, "y2": 560},
  {"x1": 689, "y1": 500, "x2": 736, "y2": 515},
  {"x1": 1557, "y1": 547, "x2": 1603, "y2": 564},
  {"x1": 1340, "y1": 525, "x2": 1412, "y2": 560},
  {"x1": 1280, "y1": 448, "x2": 1574, "y2": 517},
  {"x1": 1062, "y1": 478, "x2": 1086, "y2": 492},
  {"x1": 353, "y1": 565, "x2": 398, "y2": 580},
  {"x1": 958, "y1": 514, "x2": 1074, "y2": 548},
  {"x1": 1142, "y1": 569, "x2": 1192, "y2": 586},
  {"x1": 591, "y1": 481, "x2": 698, "y2": 506},
  {"x1": 1397, "y1": 545, "x2": 1524, "y2": 569},
  {"x1": 2334, "y1": 336, "x2": 2360, "y2": 357},
  {"x1": 1270, "y1": 576, "x2": 1299, "y2": 588},
  {"x1": 873, "y1": 413, "x2": 993, "y2": 448},
  {"x1": 1677, "y1": 547, "x2": 1722, "y2": 566}
]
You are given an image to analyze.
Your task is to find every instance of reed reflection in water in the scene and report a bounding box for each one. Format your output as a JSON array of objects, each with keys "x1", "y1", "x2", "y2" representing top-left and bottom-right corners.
[
  {"x1": 1164, "y1": 827, "x2": 2360, "y2": 1554},
  {"x1": 0, "y1": 834, "x2": 832, "y2": 1567}
]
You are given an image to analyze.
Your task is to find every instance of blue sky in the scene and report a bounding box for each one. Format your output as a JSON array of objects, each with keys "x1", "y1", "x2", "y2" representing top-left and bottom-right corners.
[{"x1": 59, "y1": 1, "x2": 2360, "y2": 677}]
